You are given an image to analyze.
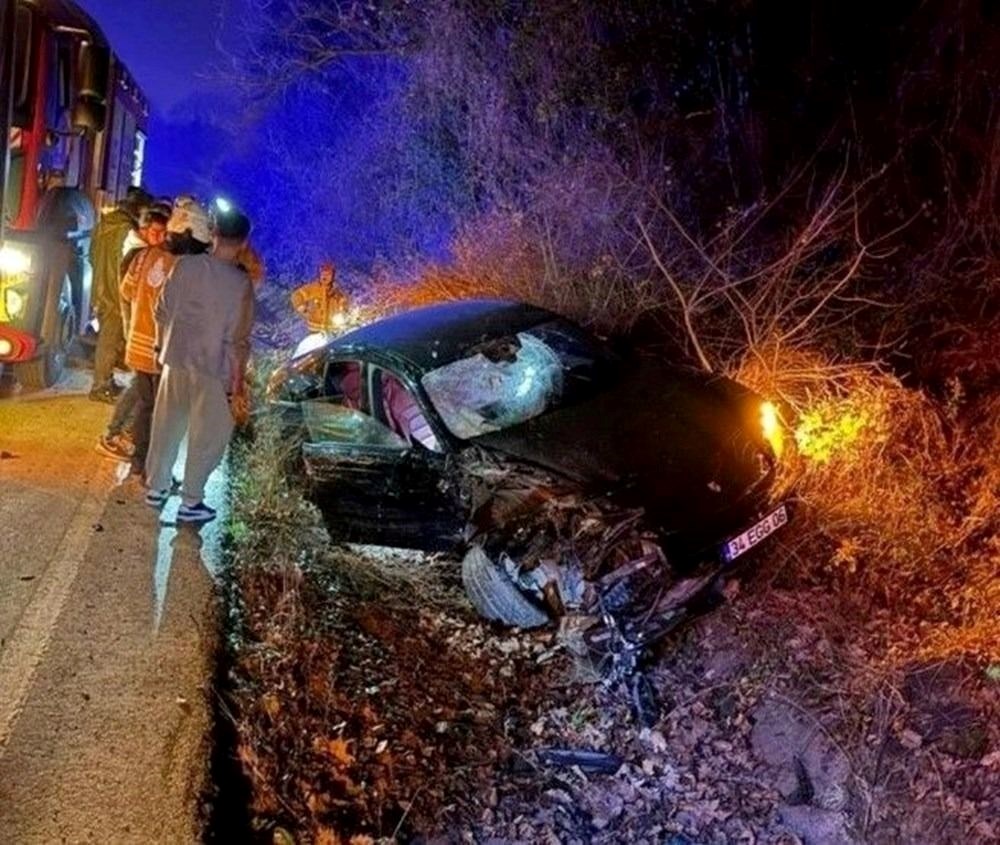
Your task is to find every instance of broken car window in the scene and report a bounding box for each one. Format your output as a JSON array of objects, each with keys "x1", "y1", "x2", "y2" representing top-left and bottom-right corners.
[
  {"x1": 302, "y1": 401, "x2": 408, "y2": 449},
  {"x1": 421, "y1": 319, "x2": 611, "y2": 439},
  {"x1": 294, "y1": 361, "x2": 405, "y2": 448}
]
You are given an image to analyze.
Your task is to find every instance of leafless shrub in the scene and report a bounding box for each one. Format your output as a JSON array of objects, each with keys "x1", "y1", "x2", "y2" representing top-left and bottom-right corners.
[
  {"x1": 631, "y1": 158, "x2": 908, "y2": 373},
  {"x1": 369, "y1": 208, "x2": 660, "y2": 334},
  {"x1": 733, "y1": 344, "x2": 998, "y2": 661},
  {"x1": 231, "y1": 0, "x2": 1000, "y2": 673}
]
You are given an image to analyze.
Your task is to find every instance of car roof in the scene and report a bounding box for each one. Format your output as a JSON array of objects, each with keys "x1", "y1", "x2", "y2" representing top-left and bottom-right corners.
[{"x1": 328, "y1": 299, "x2": 559, "y2": 372}]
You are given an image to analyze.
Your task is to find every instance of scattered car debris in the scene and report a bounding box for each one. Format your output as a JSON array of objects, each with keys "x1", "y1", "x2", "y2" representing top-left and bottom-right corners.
[{"x1": 536, "y1": 747, "x2": 624, "y2": 774}]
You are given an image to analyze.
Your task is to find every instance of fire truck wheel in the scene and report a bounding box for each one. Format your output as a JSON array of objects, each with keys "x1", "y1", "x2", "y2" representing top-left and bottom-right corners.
[
  {"x1": 13, "y1": 344, "x2": 61, "y2": 389},
  {"x1": 13, "y1": 309, "x2": 76, "y2": 389}
]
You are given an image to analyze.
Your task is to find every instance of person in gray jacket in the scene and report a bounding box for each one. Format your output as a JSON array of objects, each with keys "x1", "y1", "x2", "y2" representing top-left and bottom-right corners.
[{"x1": 144, "y1": 210, "x2": 255, "y2": 524}]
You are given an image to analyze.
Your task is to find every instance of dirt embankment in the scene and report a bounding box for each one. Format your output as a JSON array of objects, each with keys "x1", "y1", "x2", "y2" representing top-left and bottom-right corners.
[
  {"x1": 213, "y1": 410, "x2": 999, "y2": 843},
  {"x1": 218, "y1": 545, "x2": 998, "y2": 843}
]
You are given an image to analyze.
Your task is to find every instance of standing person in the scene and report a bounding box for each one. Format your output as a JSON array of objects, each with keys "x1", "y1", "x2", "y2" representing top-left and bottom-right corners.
[
  {"x1": 96, "y1": 204, "x2": 211, "y2": 465},
  {"x1": 290, "y1": 262, "x2": 349, "y2": 356},
  {"x1": 90, "y1": 187, "x2": 151, "y2": 402},
  {"x1": 291, "y1": 262, "x2": 349, "y2": 334},
  {"x1": 95, "y1": 205, "x2": 173, "y2": 460},
  {"x1": 145, "y1": 210, "x2": 255, "y2": 524},
  {"x1": 121, "y1": 206, "x2": 168, "y2": 271},
  {"x1": 235, "y1": 241, "x2": 265, "y2": 289}
]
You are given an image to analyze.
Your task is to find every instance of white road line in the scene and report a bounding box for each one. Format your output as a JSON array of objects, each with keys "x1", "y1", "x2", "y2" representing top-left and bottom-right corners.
[{"x1": 0, "y1": 476, "x2": 113, "y2": 751}]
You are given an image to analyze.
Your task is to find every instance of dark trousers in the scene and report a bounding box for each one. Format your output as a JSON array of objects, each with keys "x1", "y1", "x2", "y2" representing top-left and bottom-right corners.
[
  {"x1": 132, "y1": 371, "x2": 161, "y2": 468},
  {"x1": 93, "y1": 311, "x2": 125, "y2": 390},
  {"x1": 107, "y1": 379, "x2": 140, "y2": 436}
]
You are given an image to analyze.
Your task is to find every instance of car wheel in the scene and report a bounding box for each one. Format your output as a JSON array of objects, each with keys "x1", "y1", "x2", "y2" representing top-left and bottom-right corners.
[{"x1": 461, "y1": 545, "x2": 550, "y2": 628}]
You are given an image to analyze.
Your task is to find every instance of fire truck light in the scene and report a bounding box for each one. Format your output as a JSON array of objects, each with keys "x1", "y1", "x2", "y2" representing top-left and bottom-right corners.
[
  {"x1": 4, "y1": 288, "x2": 25, "y2": 318},
  {"x1": 214, "y1": 197, "x2": 233, "y2": 214},
  {"x1": 0, "y1": 339, "x2": 11, "y2": 356},
  {"x1": 0, "y1": 245, "x2": 32, "y2": 275}
]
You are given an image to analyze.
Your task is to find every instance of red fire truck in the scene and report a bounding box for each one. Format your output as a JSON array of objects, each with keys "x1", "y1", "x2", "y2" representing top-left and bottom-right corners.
[{"x1": 0, "y1": 0, "x2": 149, "y2": 387}]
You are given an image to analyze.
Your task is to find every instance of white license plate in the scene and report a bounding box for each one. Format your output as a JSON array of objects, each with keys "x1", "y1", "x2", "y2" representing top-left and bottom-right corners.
[{"x1": 722, "y1": 503, "x2": 788, "y2": 563}]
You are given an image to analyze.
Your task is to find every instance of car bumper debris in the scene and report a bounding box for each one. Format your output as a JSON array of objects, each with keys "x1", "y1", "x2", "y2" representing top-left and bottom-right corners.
[{"x1": 455, "y1": 448, "x2": 787, "y2": 689}]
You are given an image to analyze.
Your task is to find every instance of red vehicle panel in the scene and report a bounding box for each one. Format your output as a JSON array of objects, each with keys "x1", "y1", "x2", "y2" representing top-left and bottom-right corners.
[{"x1": 0, "y1": 0, "x2": 150, "y2": 387}]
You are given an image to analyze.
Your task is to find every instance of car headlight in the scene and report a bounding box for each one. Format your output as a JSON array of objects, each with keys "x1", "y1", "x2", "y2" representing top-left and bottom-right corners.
[
  {"x1": 760, "y1": 400, "x2": 784, "y2": 456},
  {"x1": 4, "y1": 288, "x2": 25, "y2": 318},
  {"x1": 0, "y1": 245, "x2": 32, "y2": 275}
]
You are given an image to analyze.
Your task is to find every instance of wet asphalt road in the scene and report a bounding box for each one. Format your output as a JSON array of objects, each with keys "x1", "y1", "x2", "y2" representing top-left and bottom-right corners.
[{"x1": 0, "y1": 370, "x2": 224, "y2": 843}]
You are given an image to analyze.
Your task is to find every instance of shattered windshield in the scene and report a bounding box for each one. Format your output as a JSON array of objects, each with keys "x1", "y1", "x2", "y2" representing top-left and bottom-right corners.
[{"x1": 421, "y1": 319, "x2": 612, "y2": 439}]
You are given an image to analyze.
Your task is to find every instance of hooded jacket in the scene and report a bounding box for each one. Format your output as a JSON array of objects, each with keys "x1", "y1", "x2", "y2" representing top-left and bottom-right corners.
[{"x1": 90, "y1": 207, "x2": 134, "y2": 317}]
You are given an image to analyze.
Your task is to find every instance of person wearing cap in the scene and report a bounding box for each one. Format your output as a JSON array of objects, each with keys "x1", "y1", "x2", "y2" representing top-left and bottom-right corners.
[
  {"x1": 121, "y1": 206, "x2": 168, "y2": 274},
  {"x1": 145, "y1": 209, "x2": 255, "y2": 524},
  {"x1": 90, "y1": 190, "x2": 152, "y2": 402},
  {"x1": 96, "y1": 202, "x2": 212, "y2": 469},
  {"x1": 164, "y1": 201, "x2": 214, "y2": 255}
]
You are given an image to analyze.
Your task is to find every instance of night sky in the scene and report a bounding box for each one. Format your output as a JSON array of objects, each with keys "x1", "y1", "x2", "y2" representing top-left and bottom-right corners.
[
  {"x1": 77, "y1": 0, "x2": 231, "y2": 112},
  {"x1": 77, "y1": 0, "x2": 242, "y2": 195}
]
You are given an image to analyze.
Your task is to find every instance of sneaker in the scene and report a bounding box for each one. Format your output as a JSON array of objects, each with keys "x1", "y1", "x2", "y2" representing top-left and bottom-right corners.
[
  {"x1": 177, "y1": 502, "x2": 217, "y2": 524},
  {"x1": 96, "y1": 434, "x2": 134, "y2": 461},
  {"x1": 145, "y1": 489, "x2": 169, "y2": 508}
]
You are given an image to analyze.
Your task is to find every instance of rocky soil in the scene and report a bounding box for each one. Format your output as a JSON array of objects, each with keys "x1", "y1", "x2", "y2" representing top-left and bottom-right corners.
[{"x1": 220, "y1": 548, "x2": 999, "y2": 844}]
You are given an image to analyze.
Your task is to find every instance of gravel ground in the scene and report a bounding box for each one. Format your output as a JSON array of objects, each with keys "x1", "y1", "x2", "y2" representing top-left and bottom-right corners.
[{"x1": 224, "y1": 547, "x2": 999, "y2": 844}]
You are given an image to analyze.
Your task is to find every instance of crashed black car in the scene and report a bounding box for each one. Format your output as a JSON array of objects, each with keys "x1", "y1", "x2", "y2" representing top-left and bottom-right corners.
[{"x1": 268, "y1": 300, "x2": 788, "y2": 663}]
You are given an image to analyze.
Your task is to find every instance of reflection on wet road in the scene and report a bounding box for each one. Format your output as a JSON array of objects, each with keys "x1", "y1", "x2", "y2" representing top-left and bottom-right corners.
[{"x1": 152, "y1": 439, "x2": 227, "y2": 632}]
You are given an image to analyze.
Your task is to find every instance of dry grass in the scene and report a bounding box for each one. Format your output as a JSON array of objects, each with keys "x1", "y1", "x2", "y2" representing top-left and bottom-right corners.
[
  {"x1": 733, "y1": 343, "x2": 999, "y2": 663},
  {"x1": 321, "y1": 545, "x2": 466, "y2": 614},
  {"x1": 225, "y1": 412, "x2": 565, "y2": 841}
]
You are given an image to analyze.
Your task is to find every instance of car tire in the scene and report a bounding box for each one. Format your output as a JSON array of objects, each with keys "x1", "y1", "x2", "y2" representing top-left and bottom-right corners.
[{"x1": 461, "y1": 545, "x2": 550, "y2": 628}]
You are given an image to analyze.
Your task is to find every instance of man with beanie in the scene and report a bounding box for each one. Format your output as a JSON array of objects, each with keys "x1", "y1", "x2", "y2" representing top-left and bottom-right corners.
[{"x1": 145, "y1": 209, "x2": 255, "y2": 524}]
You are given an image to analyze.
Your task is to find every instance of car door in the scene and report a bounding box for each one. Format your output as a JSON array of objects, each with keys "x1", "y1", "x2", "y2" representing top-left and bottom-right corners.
[{"x1": 301, "y1": 358, "x2": 465, "y2": 551}]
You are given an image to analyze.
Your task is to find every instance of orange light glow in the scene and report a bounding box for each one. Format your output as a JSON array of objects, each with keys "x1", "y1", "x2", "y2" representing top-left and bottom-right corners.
[{"x1": 760, "y1": 401, "x2": 784, "y2": 456}]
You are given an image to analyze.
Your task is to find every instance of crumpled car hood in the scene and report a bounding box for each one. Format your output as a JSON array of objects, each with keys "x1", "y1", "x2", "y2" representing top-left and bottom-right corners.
[{"x1": 471, "y1": 356, "x2": 771, "y2": 540}]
